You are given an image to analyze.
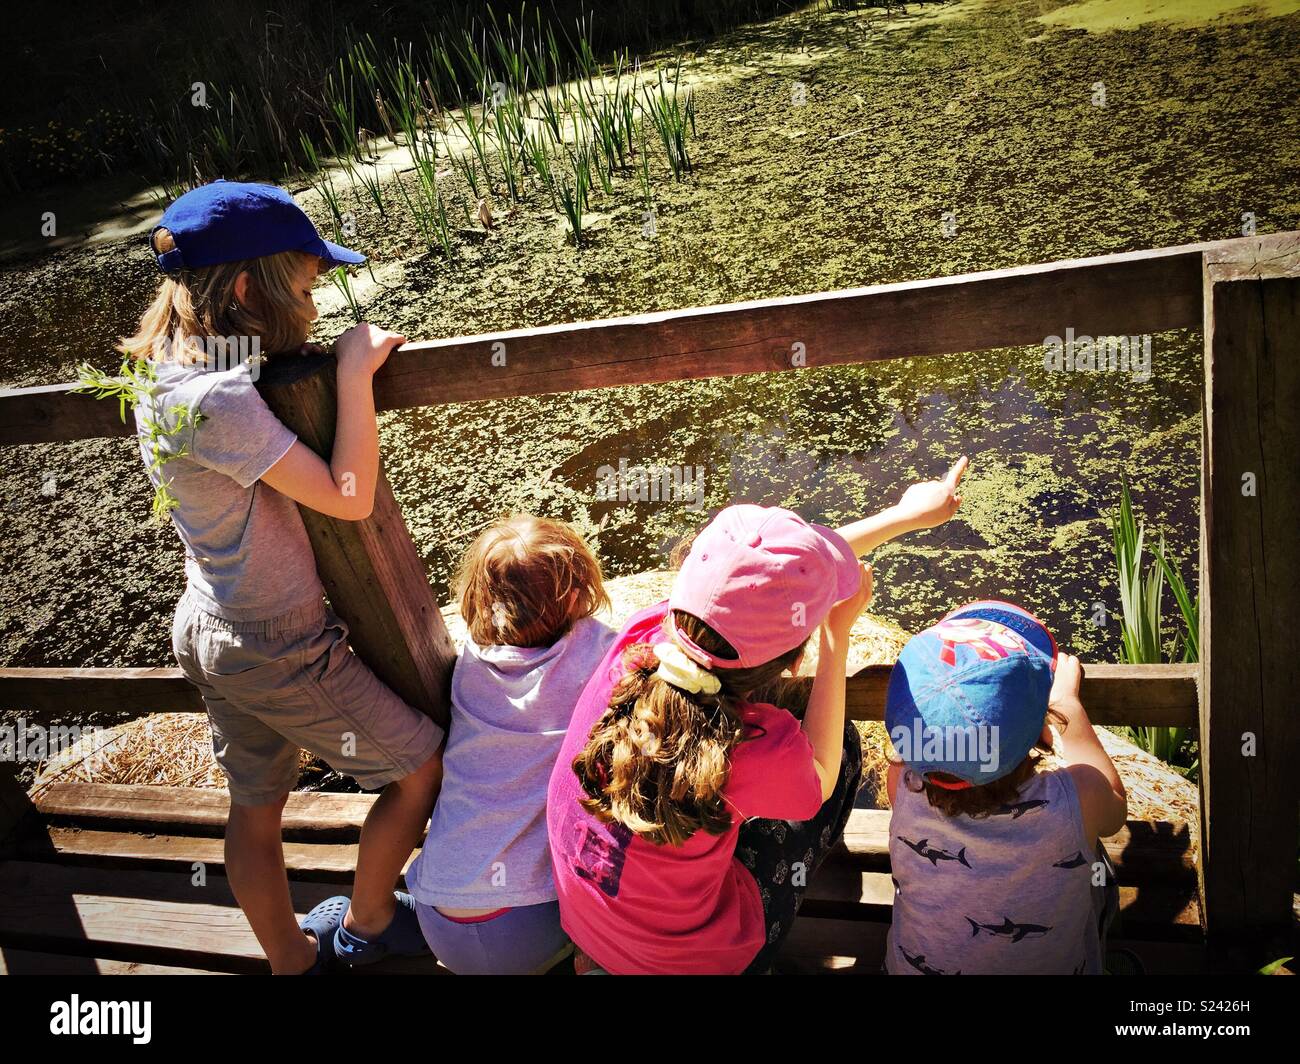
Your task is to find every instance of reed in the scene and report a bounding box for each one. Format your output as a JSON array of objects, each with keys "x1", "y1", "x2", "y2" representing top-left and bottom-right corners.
[
  {"x1": 1110, "y1": 476, "x2": 1200, "y2": 779},
  {"x1": 641, "y1": 59, "x2": 694, "y2": 179},
  {"x1": 557, "y1": 164, "x2": 588, "y2": 246},
  {"x1": 329, "y1": 265, "x2": 363, "y2": 323}
]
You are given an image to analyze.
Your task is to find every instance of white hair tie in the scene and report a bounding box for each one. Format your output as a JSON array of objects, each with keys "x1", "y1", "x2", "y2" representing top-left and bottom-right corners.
[{"x1": 653, "y1": 642, "x2": 722, "y2": 696}]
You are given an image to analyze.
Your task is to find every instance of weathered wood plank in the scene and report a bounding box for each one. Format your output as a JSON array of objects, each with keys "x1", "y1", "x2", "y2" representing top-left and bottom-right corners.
[
  {"x1": 0, "y1": 861, "x2": 339, "y2": 973},
  {"x1": 1, "y1": 661, "x2": 1198, "y2": 728},
  {"x1": 1197, "y1": 234, "x2": 1300, "y2": 952},
  {"x1": 256, "y1": 354, "x2": 456, "y2": 726},
  {"x1": 23, "y1": 806, "x2": 1193, "y2": 889},
  {"x1": 7, "y1": 233, "x2": 1295, "y2": 448},
  {"x1": 20, "y1": 826, "x2": 367, "y2": 881},
  {"x1": 0, "y1": 667, "x2": 203, "y2": 714},
  {"x1": 0, "y1": 948, "x2": 226, "y2": 975},
  {"x1": 846, "y1": 662, "x2": 1196, "y2": 727},
  {"x1": 33, "y1": 783, "x2": 379, "y2": 840}
]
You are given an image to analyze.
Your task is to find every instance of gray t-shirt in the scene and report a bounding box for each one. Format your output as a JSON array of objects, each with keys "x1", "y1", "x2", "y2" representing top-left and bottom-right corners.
[
  {"x1": 406, "y1": 615, "x2": 617, "y2": 908},
  {"x1": 135, "y1": 359, "x2": 324, "y2": 620},
  {"x1": 886, "y1": 767, "x2": 1107, "y2": 975}
]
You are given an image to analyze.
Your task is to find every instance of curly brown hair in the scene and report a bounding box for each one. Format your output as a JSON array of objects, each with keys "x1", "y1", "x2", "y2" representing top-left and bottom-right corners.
[{"x1": 572, "y1": 609, "x2": 806, "y2": 847}]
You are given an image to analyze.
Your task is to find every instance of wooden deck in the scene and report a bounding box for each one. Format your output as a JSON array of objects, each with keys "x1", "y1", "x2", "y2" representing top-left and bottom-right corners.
[{"x1": 0, "y1": 781, "x2": 1209, "y2": 974}]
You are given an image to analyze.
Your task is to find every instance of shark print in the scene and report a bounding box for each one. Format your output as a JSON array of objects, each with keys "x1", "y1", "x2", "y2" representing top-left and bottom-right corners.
[
  {"x1": 965, "y1": 916, "x2": 1052, "y2": 943},
  {"x1": 991, "y1": 799, "x2": 1048, "y2": 819},
  {"x1": 902, "y1": 947, "x2": 960, "y2": 976},
  {"x1": 1053, "y1": 851, "x2": 1087, "y2": 869},
  {"x1": 897, "y1": 836, "x2": 971, "y2": 868}
]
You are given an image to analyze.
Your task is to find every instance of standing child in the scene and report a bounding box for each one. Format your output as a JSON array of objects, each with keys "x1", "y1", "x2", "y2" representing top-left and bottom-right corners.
[
  {"x1": 883, "y1": 601, "x2": 1127, "y2": 975},
  {"x1": 546, "y1": 460, "x2": 968, "y2": 974},
  {"x1": 128, "y1": 180, "x2": 444, "y2": 973},
  {"x1": 404, "y1": 514, "x2": 616, "y2": 973}
]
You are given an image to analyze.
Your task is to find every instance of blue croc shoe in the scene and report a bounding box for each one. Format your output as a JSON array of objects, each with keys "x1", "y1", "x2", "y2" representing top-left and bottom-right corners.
[
  {"x1": 334, "y1": 891, "x2": 431, "y2": 967},
  {"x1": 298, "y1": 895, "x2": 350, "y2": 974}
]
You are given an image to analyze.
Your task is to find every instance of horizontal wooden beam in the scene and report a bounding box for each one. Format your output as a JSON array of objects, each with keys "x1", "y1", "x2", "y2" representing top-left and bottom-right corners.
[
  {"x1": 0, "y1": 667, "x2": 203, "y2": 715},
  {"x1": 5, "y1": 233, "x2": 1294, "y2": 447},
  {"x1": 0, "y1": 661, "x2": 1197, "y2": 728},
  {"x1": 846, "y1": 661, "x2": 1196, "y2": 727}
]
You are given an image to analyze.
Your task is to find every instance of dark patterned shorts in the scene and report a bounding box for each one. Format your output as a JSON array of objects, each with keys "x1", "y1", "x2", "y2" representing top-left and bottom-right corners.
[{"x1": 734, "y1": 711, "x2": 863, "y2": 975}]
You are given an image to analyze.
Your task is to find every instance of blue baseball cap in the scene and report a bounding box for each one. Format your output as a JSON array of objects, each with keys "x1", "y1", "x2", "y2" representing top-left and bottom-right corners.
[
  {"x1": 884, "y1": 600, "x2": 1057, "y2": 788},
  {"x1": 152, "y1": 180, "x2": 365, "y2": 275}
]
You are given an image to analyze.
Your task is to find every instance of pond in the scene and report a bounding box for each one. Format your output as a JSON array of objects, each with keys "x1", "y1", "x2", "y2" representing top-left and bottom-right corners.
[{"x1": 1, "y1": 0, "x2": 1297, "y2": 679}]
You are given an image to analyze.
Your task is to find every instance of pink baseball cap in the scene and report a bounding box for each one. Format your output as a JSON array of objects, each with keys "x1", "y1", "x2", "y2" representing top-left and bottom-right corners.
[{"x1": 667, "y1": 504, "x2": 862, "y2": 669}]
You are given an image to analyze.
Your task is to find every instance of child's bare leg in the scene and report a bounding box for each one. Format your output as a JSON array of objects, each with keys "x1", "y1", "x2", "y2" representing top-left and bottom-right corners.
[
  {"x1": 345, "y1": 752, "x2": 442, "y2": 936},
  {"x1": 225, "y1": 798, "x2": 317, "y2": 974}
]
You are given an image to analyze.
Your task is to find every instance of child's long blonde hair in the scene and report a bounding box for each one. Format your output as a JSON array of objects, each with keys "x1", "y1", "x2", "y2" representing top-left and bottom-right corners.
[
  {"x1": 119, "y1": 227, "x2": 318, "y2": 362},
  {"x1": 574, "y1": 610, "x2": 806, "y2": 847}
]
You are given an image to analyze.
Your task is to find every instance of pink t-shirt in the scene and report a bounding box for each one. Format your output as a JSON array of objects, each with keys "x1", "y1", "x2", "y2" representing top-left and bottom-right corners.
[{"x1": 546, "y1": 601, "x2": 823, "y2": 974}]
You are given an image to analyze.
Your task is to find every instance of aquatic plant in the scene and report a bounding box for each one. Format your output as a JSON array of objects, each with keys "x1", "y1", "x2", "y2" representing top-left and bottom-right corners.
[
  {"x1": 641, "y1": 60, "x2": 694, "y2": 179},
  {"x1": 329, "y1": 266, "x2": 363, "y2": 323},
  {"x1": 73, "y1": 359, "x2": 204, "y2": 523},
  {"x1": 557, "y1": 168, "x2": 587, "y2": 246},
  {"x1": 1110, "y1": 476, "x2": 1199, "y2": 778}
]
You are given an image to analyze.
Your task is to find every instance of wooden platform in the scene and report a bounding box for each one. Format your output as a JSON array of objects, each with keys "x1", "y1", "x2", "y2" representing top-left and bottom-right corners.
[{"x1": 0, "y1": 782, "x2": 1210, "y2": 975}]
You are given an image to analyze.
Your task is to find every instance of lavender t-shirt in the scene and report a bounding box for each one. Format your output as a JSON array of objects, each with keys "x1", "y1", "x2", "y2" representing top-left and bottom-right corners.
[{"x1": 406, "y1": 615, "x2": 616, "y2": 909}]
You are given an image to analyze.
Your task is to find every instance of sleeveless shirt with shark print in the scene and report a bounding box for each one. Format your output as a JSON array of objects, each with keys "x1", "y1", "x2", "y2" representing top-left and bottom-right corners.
[{"x1": 886, "y1": 767, "x2": 1108, "y2": 975}]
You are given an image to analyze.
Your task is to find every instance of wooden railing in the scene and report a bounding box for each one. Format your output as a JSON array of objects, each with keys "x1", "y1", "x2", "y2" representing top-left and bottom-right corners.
[{"x1": 0, "y1": 230, "x2": 1296, "y2": 960}]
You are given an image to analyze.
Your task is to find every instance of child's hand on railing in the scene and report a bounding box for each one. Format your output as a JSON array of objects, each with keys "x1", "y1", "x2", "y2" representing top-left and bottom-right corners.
[
  {"x1": 1046, "y1": 652, "x2": 1088, "y2": 741},
  {"x1": 334, "y1": 323, "x2": 407, "y2": 380},
  {"x1": 895, "y1": 456, "x2": 968, "y2": 531},
  {"x1": 1049, "y1": 652, "x2": 1084, "y2": 711}
]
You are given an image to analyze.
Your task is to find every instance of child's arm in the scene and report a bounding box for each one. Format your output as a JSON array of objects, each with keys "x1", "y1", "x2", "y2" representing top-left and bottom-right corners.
[
  {"x1": 803, "y1": 562, "x2": 873, "y2": 801},
  {"x1": 886, "y1": 759, "x2": 902, "y2": 806},
  {"x1": 1049, "y1": 654, "x2": 1128, "y2": 840},
  {"x1": 835, "y1": 457, "x2": 969, "y2": 556},
  {"x1": 261, "y1": 324, "x2": 406, "y2": 520}
]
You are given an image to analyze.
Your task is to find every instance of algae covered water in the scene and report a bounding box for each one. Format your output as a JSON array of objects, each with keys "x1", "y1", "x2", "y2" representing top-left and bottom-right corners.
[{"x1": 1, "y1": 0, "x2": 1297, "y2": 674}]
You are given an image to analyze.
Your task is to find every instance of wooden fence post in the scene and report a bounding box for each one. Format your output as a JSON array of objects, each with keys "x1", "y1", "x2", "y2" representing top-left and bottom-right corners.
[
  {"x1": 1198, "y1": 232, "x2": 1300, "y2": 958},
  {"x1": 257, "y1": 351, "x2": 455, "y2": 727}
]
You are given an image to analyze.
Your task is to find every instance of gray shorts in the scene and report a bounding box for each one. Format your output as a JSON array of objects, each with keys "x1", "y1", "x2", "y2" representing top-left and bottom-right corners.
[{"x1": 172, "y1": 590, "x2": 445, "y2": 806}]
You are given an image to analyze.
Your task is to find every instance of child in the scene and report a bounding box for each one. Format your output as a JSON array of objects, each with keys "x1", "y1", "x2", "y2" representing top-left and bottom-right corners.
[
  {"x1": 546, "y1": 459, "x2": 968, "y2": 974},
  {"x1": 404, "y1": 514, "x2": 616, "y2": 973},
  {"x1": 128, "y1": 180, "x2": 444, "y2": 973},
  {"x1": 883, "y1": 601, "x2": 1127, "y2": 975}
]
